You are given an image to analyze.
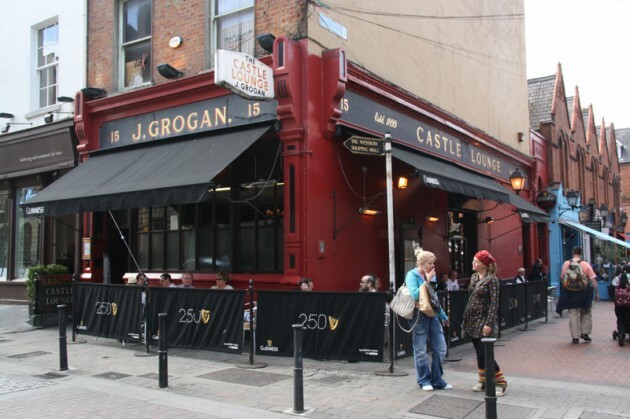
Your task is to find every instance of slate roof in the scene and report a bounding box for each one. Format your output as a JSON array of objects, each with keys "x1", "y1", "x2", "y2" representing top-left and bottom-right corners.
[{"x1": 528, "y1": 74, "x2": 555, "y2": 130}]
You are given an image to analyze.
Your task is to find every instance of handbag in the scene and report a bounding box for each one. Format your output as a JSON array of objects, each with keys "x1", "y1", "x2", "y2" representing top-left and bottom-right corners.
[
  {"x1": 390, "y1": 284, "x2": 416, "y2": 319},
  {"x1": 418, "y1": 282, "x2": 436, "y2": 317}
]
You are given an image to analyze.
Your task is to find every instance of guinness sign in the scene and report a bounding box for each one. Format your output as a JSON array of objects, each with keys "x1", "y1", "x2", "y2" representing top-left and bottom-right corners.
[{"x1": 536, "y1": 191, "x2": 556, "y2": 210}]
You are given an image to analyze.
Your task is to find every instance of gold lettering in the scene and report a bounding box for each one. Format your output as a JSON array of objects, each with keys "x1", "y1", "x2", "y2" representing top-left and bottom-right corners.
[
  {"x1": 434, "y1": 133, "x2": 441, "y2": 150},
  {"x1": 456, "y1": 143, "x2": 461, "y2": 158},
  {"x1": 426, "y1": 131, "x2": 434, "y2": 147},
  {"x1": 200, "y1": 110, "x2": 213, "y2": 129},
  {"x1": 160, "y1": 118, "x2": 172, "y2": 136},
  {"x1": 416, "y1": 127, "x2": 425, "y2": 144},
  {"x1": 172, "y1": 115, "x2": 185, "y2": 133},
  {"x1": 131, "y1": 125, "x2": 141, "y2": 142},
  {"x1": 215, "y1": 106, "x2": 227, "y2": 126},
  {"x1": 147, "y1": 121, "x2": 159, "y2": 137},
  {"x1": 187, "y1": 112, "x2": 198, "y2": 130}
]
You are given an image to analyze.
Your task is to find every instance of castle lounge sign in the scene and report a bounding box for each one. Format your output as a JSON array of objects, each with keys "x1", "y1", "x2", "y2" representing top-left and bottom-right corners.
[
  {"x1": 215, "y1": 50, "x2": 274, "y2": 100},
  {"x1": 339, "y1": 90, "x2": 521, "y2": 183}
]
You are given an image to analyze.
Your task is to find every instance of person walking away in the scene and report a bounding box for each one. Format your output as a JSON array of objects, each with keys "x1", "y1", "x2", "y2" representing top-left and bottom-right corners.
[
  {"x1": 614, "y1": 264, "x2": 630, "y2": 346},
  {"x1": 405, "y1": 247, "x2": 452, "y2": 391},
  {"x1": 556, "y1": 246, "x2": 599, "y2": 344},
  {"x1": 462, "y1": 250, "x2": 508, "y2": 397}
]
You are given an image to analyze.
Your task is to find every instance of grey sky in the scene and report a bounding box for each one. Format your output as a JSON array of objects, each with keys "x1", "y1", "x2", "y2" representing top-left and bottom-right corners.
[{"x1": 525, "y1": 0, "x2": 630, "y2": 129}]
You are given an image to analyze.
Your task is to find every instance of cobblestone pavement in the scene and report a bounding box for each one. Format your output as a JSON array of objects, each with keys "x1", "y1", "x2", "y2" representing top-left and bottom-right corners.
[{"x1": 0, "y1": 302, "x2": 629, "y2": 418}]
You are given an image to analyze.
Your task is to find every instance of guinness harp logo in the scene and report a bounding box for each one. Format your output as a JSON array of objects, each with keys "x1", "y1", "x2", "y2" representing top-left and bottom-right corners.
[
  {"x1": 329, "y1": 316, "x2": 340, "y2": 331},
  {"x1": 201, "y1": 309, "x2": 211, "y2": 324},
  {"x1": 112, "y1": 303, "x2": 118, "y2": 316}
]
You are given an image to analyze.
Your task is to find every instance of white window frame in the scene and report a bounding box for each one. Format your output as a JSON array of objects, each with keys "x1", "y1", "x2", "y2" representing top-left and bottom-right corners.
[
  {"x1": 118, "y1": 0, "x2": 152, "y2": 90},
  {"x1": 36, "y1": 21, "x2": 59, "y2": 109},
  {"x1": 210, "y1": 0, "x2": 255, "y2": 68}
]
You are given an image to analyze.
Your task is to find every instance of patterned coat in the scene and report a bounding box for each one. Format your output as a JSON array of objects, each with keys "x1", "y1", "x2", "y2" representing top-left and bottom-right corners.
[{"x1": 462, "y1": 272, "x2": 499, "y2": 339}]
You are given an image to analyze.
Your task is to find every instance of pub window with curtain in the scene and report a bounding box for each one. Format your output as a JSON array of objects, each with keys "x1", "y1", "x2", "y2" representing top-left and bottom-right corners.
[
  {"x1": 211, "y1": 0, "x2": 255, "y2": 66},
  {"x1": 120, "y1": 0, "x2": 152, "y2": 88}
]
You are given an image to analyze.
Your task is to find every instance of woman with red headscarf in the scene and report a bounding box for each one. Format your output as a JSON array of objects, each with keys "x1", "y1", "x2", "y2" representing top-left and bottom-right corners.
[{"x1": 462, "y1": 250, "x2": 508, "y2": 397}]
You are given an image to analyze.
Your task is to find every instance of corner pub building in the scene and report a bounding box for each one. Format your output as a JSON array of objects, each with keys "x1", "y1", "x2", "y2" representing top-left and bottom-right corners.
[{"x1": 25, "y1": 1, "x2": 549, "y2": 290}]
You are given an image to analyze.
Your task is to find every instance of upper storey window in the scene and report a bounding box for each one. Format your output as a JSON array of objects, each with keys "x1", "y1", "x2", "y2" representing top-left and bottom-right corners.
[
  {"x1": 212, "y1": 0, "x2": 255, "y2": 61},
  {"x1": 37, "y1": 22, "x2": 59, "y2": 108},
  {"x1": 120, "y1": 0, "x2": 152, "y2": 88}
]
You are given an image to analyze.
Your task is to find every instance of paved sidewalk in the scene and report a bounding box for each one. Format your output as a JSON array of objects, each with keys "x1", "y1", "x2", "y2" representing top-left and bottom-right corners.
[{"x1": 0, "y1": 302, "x2": 629, "y2": 418}]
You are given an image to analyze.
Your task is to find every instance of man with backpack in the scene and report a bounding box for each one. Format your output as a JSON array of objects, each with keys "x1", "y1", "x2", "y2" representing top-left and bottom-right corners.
[{"x1": 556, "y1": 246, "x2": 599, "y2": 344}]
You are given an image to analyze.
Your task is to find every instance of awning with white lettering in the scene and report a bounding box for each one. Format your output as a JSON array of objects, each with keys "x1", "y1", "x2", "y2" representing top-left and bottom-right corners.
[
  {"x1": 22, "y1": 125, "x2": 272, "y2": 216},
  {"x1": 392, "y1": 146, "x2": 549, "y2": 222}
]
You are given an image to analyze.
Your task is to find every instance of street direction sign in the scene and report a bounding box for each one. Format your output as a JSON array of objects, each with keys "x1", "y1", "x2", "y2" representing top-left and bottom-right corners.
[{"x1": 343, "y1": 136, "x2": 384, "y2": 156}]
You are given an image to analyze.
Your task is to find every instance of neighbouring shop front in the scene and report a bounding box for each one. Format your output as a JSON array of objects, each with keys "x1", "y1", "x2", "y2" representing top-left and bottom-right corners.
[{"x1": 0, "y1": 120, "x2": 78, "y2": 292}]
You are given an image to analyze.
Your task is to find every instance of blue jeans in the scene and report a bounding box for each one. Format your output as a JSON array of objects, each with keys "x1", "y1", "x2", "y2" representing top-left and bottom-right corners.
[{"x1": 409, "y1": 310, "x2": 448, "y2": 388}]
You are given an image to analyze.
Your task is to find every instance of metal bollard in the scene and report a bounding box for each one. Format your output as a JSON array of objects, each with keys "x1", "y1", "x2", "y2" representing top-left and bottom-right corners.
[
  {"x1": 292, "y1": 324, "x2": 305, "y2": 414},
  {"x1": 58, "y1": 304, "x2": 68, "y2": 371},
  {"x1": 158, "y1": 313, "x2": 168, "y2": 388},
  {"x1": 248, "y1": 279, "x2": 255, "y2": 365},
  {"x1": 482, "y1": 338, "x2": 497, "y2": 419}
]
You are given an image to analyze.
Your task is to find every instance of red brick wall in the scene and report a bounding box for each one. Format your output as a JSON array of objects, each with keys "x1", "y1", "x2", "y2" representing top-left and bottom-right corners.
[{"x1": 87, "y1": 0, "x2": 305, "y2": 91}]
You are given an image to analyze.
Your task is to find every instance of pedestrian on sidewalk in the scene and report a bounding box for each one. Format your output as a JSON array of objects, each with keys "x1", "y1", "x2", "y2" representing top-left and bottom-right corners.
[
  {"x1": 462, "y1": 250, "x2": 508, "y2": 397},
  {"x1": 405, "y1": 247, "x2": 452, "y2": 392},
  {"x1": 556, "y1": 246, "x2": 599, "y2": 344},
  {"x1": 613, "y1": 264, "x2": 630, "y2": 346}
]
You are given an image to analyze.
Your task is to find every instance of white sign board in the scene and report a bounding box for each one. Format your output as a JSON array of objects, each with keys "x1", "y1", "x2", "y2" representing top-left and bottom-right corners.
[{"x1": 214, "y1": 50, "x2": 274, "y2": 100}]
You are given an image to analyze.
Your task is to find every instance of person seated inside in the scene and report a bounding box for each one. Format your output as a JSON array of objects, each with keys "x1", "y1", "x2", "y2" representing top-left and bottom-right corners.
[
  {"x1": 212, "y1": 272, "x2": 234, "y2": 289},
  {"x1": 159, "y1": 273, "x2": 178, "y2": 287},
  {"x1": 359, "y1": 274, "x2": 377, "y2": 292},
  {"x1": 514, "y1": 268, "x2": 527, "y2": 284},
  {"x1": 181, "y1": 271, "x2": 194, "y2": 288},
  {"x1": 299, "y1": 277, "x2": 313, "y2": 291},
  {"x1": 436, "y1": 273, "x2": 448, "y2": 292},
  {"x1": 446, "y1": 269, "x2": 460, "y2": 291}
]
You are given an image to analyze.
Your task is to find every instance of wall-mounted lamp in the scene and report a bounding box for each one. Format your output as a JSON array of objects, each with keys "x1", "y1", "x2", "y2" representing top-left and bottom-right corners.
[
  {"x1": 0, "y1": 112, "x2": 15, "y2": 119},
  {"x1": 57, "y1": 96, "x2": 75, "y2": 103},
  {"x1": 359, "y1": 206, "x2": 381, "y2": 216},
  {"x1": 599, "y1": 204, "x2": 609, "y2": 219},
  {"x1": 44, "y1": 113, "x2": 54, "y2": 124},
  {"x1": 509, "y1": 168, "x2": 526, "y2": 195},
  {"x1": 425, "y1": 215, "x2": 439, "y2": 223},
  {"x1": 256, "y1": 33, "x2": 276, "y2": 53},
  {"x1": 156, "y1": 63, "x2": 183, "y2": 79},
  {"x1": 620, "y1": 212, "x2": 629, "y2": 225},
  {"x1": 81, "y1": 87, "x2": 107, "y2": 98},
  {"x1": 1, "y1": 121, "x2": 33, "y2": 133},
  {"x1": 479, "y1": 216, "x2": 495, "y2": 224},
  {"x1": 397, "y1": 176, "x2": 408, "y2": 190}
]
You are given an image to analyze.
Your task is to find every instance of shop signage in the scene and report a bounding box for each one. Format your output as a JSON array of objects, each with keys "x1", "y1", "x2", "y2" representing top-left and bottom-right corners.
[
  {"x1": 584, "y1": 220, "x2": 602, "y2": 231},
  {"x1": 0, "y1": 131, "x2": 75, "y2": 178},
  {"x1": 535, "y1": 190, "x2": 556, "y2": 209},
  {"x1": 98, "y1": 95, "x2": 277, "y2": 150},
  {"x1": 343, "y1": 136, "x2": 384, "y2": 156},
  {"x1": 339, "y1": 90, "x2": 521, "y2": 183},
  {"x1": 215, "y1": 50, "x2": 274, "y2": 100}
]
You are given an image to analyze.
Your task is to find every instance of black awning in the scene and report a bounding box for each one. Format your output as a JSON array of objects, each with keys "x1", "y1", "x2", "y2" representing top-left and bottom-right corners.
[
  {"x1": 392, "y1": 147, "x2": 511, "y2": 203},
  {"x1": 22, "y1": 125, "x2": 271, "y2": 215},
  {"x1": 393, "y1": 146, "x2": 549, "y2": 222},
  {"x1": 508, "y1": 193, "x2": 550, "y2": 223}
]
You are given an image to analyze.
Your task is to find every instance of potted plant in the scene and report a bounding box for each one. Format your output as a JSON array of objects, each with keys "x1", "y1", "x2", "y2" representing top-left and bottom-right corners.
[{"x1": 26, "y1": 264, "x2": 70, "y2": 326}]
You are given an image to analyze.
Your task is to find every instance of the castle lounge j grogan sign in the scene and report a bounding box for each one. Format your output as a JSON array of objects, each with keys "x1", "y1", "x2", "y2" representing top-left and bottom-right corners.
[{"x1": 214, "y1": 49, "x2": 274, "y2": 101}]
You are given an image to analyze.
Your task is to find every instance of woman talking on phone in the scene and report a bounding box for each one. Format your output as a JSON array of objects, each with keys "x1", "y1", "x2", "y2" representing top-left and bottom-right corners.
[
  {"x1": 405, "y1": 247, "x2": 452, "y2": 391},
  {"x1": 462, "y1": 250, "x2": 508, "y2": 396}
]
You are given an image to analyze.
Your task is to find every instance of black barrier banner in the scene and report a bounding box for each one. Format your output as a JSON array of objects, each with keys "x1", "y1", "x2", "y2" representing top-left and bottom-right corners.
[
  {"x1": 148, "y1": 287, "x2": 245, "y2": 353},
  {"x1": 499, "y1": 285, "x2": 521, "y2": 330},
  {"x1": 393, "y1": 315, "x2": 414, "y2": 360},
  {"x1": 444, "y1": 290, "x2": 470, "y2": 348},
  {"x1": 256, "y1": 291, "x2": 385, "y2": 362},
  {"x1": 75, "y1": 283, "x2": 144, "y2": 341},
  {"x1": 527, "y1": 281, "x2": 547, "y2": 320}
]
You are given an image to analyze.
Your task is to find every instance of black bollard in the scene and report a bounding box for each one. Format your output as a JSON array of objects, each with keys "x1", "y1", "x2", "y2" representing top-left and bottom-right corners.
[
  {"x1": 482, "y1": 338, "x2": 497, "y2": 419},
  {"x1": 58, "y1": 304, "x2": 68, "y2": 371},
  {"x1": 248, "y1": 279, "x2": 255, "y2": 365},
  {"x1": 158, "y1": 313, "x2": 168, "y2": 388},
  {"x1": 292, "y1": 323, "x2": 305, "y2": 414}
]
